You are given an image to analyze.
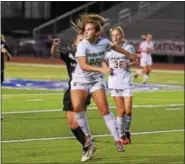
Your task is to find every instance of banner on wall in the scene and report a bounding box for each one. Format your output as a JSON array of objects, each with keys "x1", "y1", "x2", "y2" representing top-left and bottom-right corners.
[{"x1": 128, "y1": 40, "x2": 184, "y2": 56}]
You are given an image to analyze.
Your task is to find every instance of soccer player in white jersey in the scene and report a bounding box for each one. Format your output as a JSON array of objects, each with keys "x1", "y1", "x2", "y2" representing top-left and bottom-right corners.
[
  {"x1": 70, "y1": 14, "x2": 138, "y2": 161},
  {"x1": 105, "y1": 27, "x2": 137, "y2": 144},
  {"x1": 134, "y1": 34, "x2": 155, "y2": 84}
]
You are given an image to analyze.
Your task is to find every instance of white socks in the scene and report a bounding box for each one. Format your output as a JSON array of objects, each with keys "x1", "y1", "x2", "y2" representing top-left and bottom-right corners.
[
  {"x1": 116, "y1": 116, "x2": 124, "y2": 138},
  {"x1": 125, "y1": 115, "x2": 132, "y2": 132},
  {"x1": 75, "y1": 112, "x2": 91, "y2": 137},
  {"x1": 142, "y1": 74, "x2": 148, "y2": 83},
  {"x1": 103, "y1": 112, "x2": 120, "y2": 142}
]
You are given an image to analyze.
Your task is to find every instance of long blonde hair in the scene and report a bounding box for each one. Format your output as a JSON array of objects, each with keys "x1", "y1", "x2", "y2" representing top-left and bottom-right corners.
[
  {"x1": 110, "y1": 26, "x2": 127, "y2": 43},
  {"x1": 71, "y1": 13, "x2": 107, "y2": 33}
]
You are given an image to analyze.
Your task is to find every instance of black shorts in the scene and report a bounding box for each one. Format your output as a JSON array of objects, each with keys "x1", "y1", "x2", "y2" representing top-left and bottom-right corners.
[
  {"x1": 63, "y1": 89, "x2": 91, "y2": 111},
  {"x1": 1, "y1": 71, "x2": 4, "y2": 83}
]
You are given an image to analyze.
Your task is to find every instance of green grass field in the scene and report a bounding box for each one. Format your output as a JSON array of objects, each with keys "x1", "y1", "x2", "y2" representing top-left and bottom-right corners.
[{"x1": 1, "y1": 63, "x2": 184, "y2": 164}]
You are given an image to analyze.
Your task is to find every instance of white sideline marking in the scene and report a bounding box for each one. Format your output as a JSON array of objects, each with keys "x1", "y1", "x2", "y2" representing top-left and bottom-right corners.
[
  {"x1": 2, "y1": 129, "x2": 184, "y2": 144},
  {"x1": 3, "y1": 93, "x2": 62, "y2": 97},
  {"x1": 2, "y1": 89, "x2": 183, "y2": 98},
  {"x1": 7, "y1": 63, "x2": 65, "y2": 68},
  {"x1": 26, "y1": 99, "x2": 45, "y2": 102},
  {"x1": 166, "y1": 108, "x2": 183, "y2": 111},
  {"x1": 2, "y1": 104, "x2": 184, "y2": 115},
  {"x1": 7, "y1": 63, "x2": 183, "y2": 73}
]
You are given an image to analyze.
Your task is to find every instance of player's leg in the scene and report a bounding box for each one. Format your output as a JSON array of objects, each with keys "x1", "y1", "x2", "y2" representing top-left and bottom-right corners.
[
  {"x1": 71, "y1": 84, "x2": 92, "y2": 138},
  {"x1": 63, "y1": 89, "x2": 86, "y2": 148},
  {"x1": 91, "y1": 82, "x2": 125, "y2": 152},
  {"x1": 110, "y1": 90, "x2": 125, "y2": 138},
  {"x1": 71, "y1": 82, "x2": 94, "y2": 162},
  {"x1": 123, "y1": 89, "x2": 133, "y2": 143},
  {"x1": 142, "y1": 55, "x2": 152, "y2": 84},
  {"x1": 1, "y1": 70, "x2": 4, "y2": 120},
  {"x1": 146, "y1": 55, "x2": 152, "y2": 81},
  {"x1": 142, "y1": 65, "x2": 149, "y2": 84}
]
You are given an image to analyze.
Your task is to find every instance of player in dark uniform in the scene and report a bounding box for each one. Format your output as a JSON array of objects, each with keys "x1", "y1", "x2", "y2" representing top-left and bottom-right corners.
[
  {"x1": 1, "y1": 35, "x2": 11, "y2": 84},
  {"x1": 50, "y1": 33, "x2": 94, "y2": 162},
  {"x1": 1, "y1": 34, "x2": 11, "y2": 120}
]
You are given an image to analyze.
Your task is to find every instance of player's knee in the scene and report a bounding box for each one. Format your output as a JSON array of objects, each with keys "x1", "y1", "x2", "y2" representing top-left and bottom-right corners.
[
  {"x1": 99, "y1": 106, "x2": 109, "y2": 116},
  {"x1": 125, "y1": 110, "x2": 132, "y2": 116},
  {"x1": 66, "y1": 112, "x2": 78, "y2": 129},
  {"x1": 117, "y1": 108, "x2": 125, "y2": 117},
  {"x1": 72, "y1": 103, "x2": 82, "y2": 112}
]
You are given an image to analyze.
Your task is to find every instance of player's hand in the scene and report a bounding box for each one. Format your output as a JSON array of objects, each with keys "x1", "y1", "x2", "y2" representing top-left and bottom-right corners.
[
  {"x1": 100, "y1": 65, "x2": 111, "y2": 75},
  {"x1": 136, "y1": 54, "x2": 142, "y2": 58},
  {"x1": 52, "y1": 38, "x2": 61, "y2": 52},
  {"x1": 129, "y1": 54, "x2": 139, "y2": 59},
  {"x1": 53, "y1": 38, "x2": 61, "y2": 46}
]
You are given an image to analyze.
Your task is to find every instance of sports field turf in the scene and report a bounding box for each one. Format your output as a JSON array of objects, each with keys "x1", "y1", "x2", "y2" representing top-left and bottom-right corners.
[{"x1": 1, "y1": 63, "x2": 184, "y2": 164}]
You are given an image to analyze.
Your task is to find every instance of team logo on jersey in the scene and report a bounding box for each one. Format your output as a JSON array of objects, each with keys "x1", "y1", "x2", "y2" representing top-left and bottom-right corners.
[{"x1": 73, "y1": 82, "x2": 77, "y2": 87}]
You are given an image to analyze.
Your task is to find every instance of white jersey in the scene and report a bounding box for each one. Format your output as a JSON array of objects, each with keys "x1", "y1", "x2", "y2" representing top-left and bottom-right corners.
[
  {"x1": 105, "y1": 43, "x2": 135, "y2": 90},
  {"x1": 139, "y1": 41, "x2": 154, "y2": 56},
  {"x1": 72, "y1": 38, "x2": 112, "y2": 83}
]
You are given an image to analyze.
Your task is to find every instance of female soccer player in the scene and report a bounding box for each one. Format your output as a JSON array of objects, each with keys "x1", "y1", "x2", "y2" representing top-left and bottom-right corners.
[
  {"x1": 105, "y1": 27, "x2": 137, "y2": 144},
  {"x1": 70, "y1": 13, "x2": 138, "y2": 159},
  {"x1": 50, "y1": 33, "x2": 94, "y2": 162},
  {"x1": 1, "y1": 34, "x2": 11, "y2": 121},
  {"x1": 134, "y1": 34, "x2": 155, "y2": 84}
]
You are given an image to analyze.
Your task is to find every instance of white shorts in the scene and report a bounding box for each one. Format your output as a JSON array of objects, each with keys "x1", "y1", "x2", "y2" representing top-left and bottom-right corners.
[
  {"x1": 71, "y1": 80, "x2": 106, "y2": 93},
  {"x1": 110, "y1": 88, "x2": 132, "y2": 97},
  {"x1": 140, "y1": 54, "x2": 152, "y2": 67}
]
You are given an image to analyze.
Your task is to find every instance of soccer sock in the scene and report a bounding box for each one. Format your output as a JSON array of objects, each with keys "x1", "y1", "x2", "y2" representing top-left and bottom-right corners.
[
  {"x1": 71, "y1": 127, "x2": 86, "y2": 147},
  {"x1": 125, "y1": 115, "x2": 132, "y2": 132},
  {"x1": 75, "y1": 112, "x2": 91, "y2": 137},
  {"x1": 116, "y1": 116, "x2": 124, "y2": 138},
  {"x1": 103, "y1": 112, "x2": 120, "y2": 141},
  {"x1": 142, "y1": 74, "x2": 148, "y2": 83}
]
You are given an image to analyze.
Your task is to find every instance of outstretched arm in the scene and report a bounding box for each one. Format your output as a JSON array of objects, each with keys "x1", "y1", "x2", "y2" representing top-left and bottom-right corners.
[
  {"x1": 111, "y1": 43, "x2": 139, "y2": 59},
  {"x1": 50, "y1": 38, "x2": 61, "y2": 56}
]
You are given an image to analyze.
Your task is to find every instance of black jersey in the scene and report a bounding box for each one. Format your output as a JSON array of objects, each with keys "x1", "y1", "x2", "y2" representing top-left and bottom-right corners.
[
  {"x1": 60, "y1": 46, "x2": 77, "y2": 88},
  {"x1": 1, "y1": 40, "x2": 9, "y2": 71}
]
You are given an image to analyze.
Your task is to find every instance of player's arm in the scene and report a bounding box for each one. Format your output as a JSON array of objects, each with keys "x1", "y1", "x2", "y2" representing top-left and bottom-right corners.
[
  {"x1": 126, "y1": 45, "x2": 138, "y2": 66},
  {"x1": 77, "y1": 43, "x2": 111, "y2": 74},
  {"x1": 111, "y1": 43, "x2": 139, "y2": 59},
  {"x1": 50, "y1": 38, "x2": 60, "y2": 57},
  {"x1": 3, "y1": 44, "x2": 11, "y2": 61}
]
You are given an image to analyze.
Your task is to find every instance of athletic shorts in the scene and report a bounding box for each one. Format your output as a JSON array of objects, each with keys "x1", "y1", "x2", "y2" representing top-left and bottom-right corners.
[
  {"x1": 70, "y1": 79, "x2": 106, "y2": 93},
  {"x1": 109, "y1": 88, "x2": 132, "y2": 97},
  {"x1": 63, "y1": 88, "x2": 91, "y2": 111},
  {"x1": 1, "y1": 71, "x2": 4, "y2": 83},
  {"x1": 140, "y1": 54, "x2": 152, "y2": 67}
]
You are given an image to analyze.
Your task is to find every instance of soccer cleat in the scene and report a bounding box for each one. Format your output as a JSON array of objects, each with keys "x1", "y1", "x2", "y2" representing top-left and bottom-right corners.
[
  {"x1": 120, "y1": 135, "x2": 130, "y2": 145},
  {"x1": 81, "y1": 148, "x2": 91, "y2": 162},
  {"x1": 116, "y1": 140, "x2": 125, "y2": 152},
  {"x1": 81, "y1": 136, "x2": 96, "y2": 162},
  {"x1": 125, "y1": 131, "x2": 132, "y2": 144}
]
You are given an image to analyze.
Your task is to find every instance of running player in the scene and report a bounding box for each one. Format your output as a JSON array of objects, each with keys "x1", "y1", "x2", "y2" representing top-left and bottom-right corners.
[
  {"x1": 50, "y1": 33, "x2": 94, "y2": 162},
  {"x1": 105, "y1": 27, "x2": 137, "y2": 144},
  {"x1": 70, "y1": 13, "x2": 138, "y2": 160},
  {"x1": 1, "y1": 34, "x2": 11, "y2": 120},
  {"x1": 1, "y1": 34, "x2": 11, "y2": 84},
  {"x1": 134, "y1": 34, "x2": 155, "y2": 84}
]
